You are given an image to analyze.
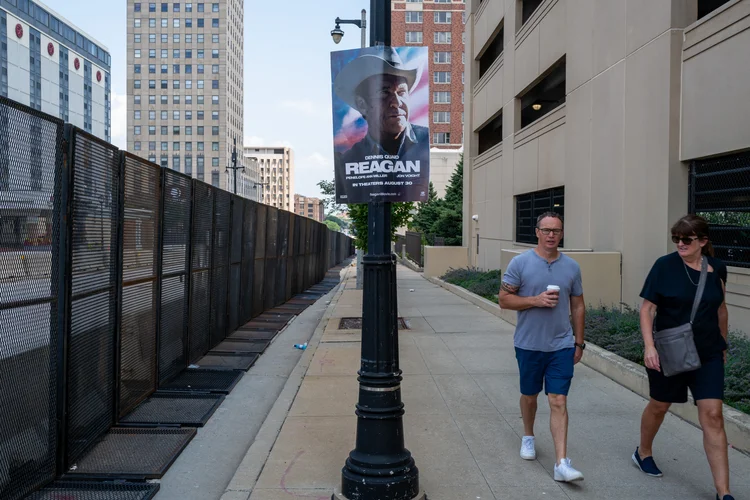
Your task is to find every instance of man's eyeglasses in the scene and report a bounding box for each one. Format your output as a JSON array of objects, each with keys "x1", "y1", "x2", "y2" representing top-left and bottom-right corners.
[
  {"x1": 672, "y1": 235, "x2": 698, "y2": 245},
  {"x1": 537, "y1": 228, "x2": 562, "y2": 236}
]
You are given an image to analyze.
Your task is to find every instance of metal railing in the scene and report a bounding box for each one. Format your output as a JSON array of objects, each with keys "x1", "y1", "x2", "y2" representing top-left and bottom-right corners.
[
  {"x1": 0, "y1": 95, "x2": 354, "y2": 499},
  {"x1": 405, "y1": 231, "x2": 423, "y2": 267}
]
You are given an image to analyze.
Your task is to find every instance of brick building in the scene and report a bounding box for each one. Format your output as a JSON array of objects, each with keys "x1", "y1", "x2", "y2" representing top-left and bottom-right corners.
[
  {"x1": 294, "y1": 194, "x2": 324, "y2": 222},
  {"x1": 391, "y1": 0, "x2": 465, "y2": 149}
]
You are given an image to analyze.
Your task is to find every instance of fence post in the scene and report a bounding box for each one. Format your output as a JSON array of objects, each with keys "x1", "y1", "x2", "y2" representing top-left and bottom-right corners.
[
  {"x1": 153, "y1": 166, "x2": 166, "y2": 394},
  {"x1": 183, "y1": 179, "x2": 196, "y2": 369},
  {"x1": 112, "y1": 150, "x2": 126, "y2": 425},
  {"x1": 55, "y1": 124, "x2": 75, "y2": 475}
]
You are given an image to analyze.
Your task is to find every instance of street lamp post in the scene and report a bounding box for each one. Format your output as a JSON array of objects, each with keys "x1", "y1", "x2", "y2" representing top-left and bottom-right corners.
[
  {"x1": 333, "y1": 1, "x2": 423, "y2": 499},
  {"x1": 331, "y1": 9, "x2": 367, "y2": 49},
  {"x1": 226, "y1": 137, "x2": 242, "y2": 195}
]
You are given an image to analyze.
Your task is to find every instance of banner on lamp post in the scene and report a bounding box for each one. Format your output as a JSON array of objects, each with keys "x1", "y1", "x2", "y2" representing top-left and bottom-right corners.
[{"x1": 331, "y1": 46, "x2": 431, "y2": 204}]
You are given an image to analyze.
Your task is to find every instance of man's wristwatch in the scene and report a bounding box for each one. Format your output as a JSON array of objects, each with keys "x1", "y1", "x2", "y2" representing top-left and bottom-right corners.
[{"x1": 575, "y1": 342, "x2": 586, "y2": 351}]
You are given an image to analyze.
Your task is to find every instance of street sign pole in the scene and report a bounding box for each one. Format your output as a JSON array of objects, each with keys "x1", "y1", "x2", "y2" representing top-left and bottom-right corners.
[{"x1": 334, "y1": 2, "x2": 423, "y2": 498}]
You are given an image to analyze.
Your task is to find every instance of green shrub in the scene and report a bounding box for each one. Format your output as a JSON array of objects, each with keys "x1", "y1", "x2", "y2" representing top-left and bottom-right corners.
[
  {"x1": 585, "y1": 304, "x2": 750, "y2": 415},
  {"x1": 441, "y1": 267, "x2": 501, "y2": 302}
]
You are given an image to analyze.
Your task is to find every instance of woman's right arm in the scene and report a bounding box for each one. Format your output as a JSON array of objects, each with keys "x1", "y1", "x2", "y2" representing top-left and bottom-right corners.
[{"x1": 641, "y1": 299, "x2": 660, "y2": 371}]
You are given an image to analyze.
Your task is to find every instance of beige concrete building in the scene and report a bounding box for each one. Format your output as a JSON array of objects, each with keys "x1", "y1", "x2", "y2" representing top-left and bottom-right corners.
[
  {"x1": 430, "y1": 147, "x2": 463, "y2": 198},
  {"x1": 294, "y1": 195, "x2": 324, "y2": 222},
  {"x1": 126, "y1": 0, "x2": 245, "y2": 194},
  {"x1": 461, "y1": 0, "x2": 750, "y2": 332},
  {"x1": 244, "y1": 146, "x2": 295, "y2": 212}
]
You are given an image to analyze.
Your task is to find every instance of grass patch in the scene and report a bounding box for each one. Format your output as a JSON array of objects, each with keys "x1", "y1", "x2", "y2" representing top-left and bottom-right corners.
[
  {"x1": 587, "y1": 305, "x2": 750, "y2": 415},
  {"x1": 441, "y1": 267, "x2": 501, "y2": 303}
]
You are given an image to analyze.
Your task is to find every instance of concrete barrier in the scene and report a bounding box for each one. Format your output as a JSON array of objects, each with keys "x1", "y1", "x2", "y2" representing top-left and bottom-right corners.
[{"x1": 423, "y1": 246, "x2": 468, "y2": 279}]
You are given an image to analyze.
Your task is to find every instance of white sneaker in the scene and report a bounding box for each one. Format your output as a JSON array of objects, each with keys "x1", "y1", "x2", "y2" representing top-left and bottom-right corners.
[
  {"x1": 554, "y1": 458, "x2": 584, "y2": 482},
  {"x1": 520, "y1": 436, "x2": 536, "y2": 460}
]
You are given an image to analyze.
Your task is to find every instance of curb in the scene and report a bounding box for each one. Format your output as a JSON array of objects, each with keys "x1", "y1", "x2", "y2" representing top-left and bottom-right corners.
[
  {"x1": 220, "y1": 266, "x2": 353, "y2": 500},
  {"x1": 425, "y1": 276, "x2": 750, "y2": 454}
]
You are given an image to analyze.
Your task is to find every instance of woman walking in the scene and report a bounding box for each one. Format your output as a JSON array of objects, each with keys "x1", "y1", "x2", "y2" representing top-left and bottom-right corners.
[{"x1": 632, "y1": 214, "x2": 733, "y2": 500}]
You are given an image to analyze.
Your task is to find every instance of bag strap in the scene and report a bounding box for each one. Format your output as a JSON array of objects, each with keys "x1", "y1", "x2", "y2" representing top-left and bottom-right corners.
[{"x1": 690, "y1": 256, "x2": 709, "y2": 324}]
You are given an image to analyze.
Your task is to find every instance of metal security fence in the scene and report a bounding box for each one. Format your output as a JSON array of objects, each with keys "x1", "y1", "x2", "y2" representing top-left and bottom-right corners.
[
  {"x1": 405, "y1": 231, "x2": 423, "y2": 267},
  {"x1": 690, "y1": 152, "x2": 750, "y2": 268},
  {"x1": 0, "y1": 95, "x2": 354, "y2": 500}
]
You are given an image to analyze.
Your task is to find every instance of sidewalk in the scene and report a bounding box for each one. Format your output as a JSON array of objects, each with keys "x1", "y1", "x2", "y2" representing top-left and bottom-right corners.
[{"x1": 225, "y1": 265, "x2": 750, "y2": 500}]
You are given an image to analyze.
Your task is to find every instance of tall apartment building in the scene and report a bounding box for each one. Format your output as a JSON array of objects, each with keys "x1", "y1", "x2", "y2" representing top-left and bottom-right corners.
[
  {"x1": 126, "y1": 0, "x2": 245, "y2": 193},
  {"x1": 392, "y1": 0, "x2": 465, "y2": 149},
  {"x1": 243, "y1": 146, "x2": 295, "y2": 212},
  {"x1": 1, "y1": 0, "x2": 111, "y2": 140},
  {"x1": 294, "y1": 194, "x2": 324, "y2": 222},
  {"x1": 462, "y1": 0, "x2": 749, "y2": 331}
]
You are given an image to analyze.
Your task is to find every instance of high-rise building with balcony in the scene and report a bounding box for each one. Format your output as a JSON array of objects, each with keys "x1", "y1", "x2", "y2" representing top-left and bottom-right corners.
[
  {"x1": 126, "y1": 0, "x2": 245, "y2": 194},
  {"x1": 243, "y1": 146, "x2": 295, "y2": 212}
]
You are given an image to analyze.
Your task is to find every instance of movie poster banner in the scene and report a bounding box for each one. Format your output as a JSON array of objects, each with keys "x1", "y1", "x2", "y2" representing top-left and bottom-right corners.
[{"x1": 331, "y1": 46, "x2": 430, "y2": 204}]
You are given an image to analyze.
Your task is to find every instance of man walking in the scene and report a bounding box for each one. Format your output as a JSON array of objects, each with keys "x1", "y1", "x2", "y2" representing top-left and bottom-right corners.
[{"x1": 499, "y1": 212, "x2": 586, "y2": 482}]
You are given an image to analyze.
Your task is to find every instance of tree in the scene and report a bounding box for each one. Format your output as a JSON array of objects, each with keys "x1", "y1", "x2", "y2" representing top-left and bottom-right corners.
[
  {"x1": 439, "y1": 155, "x2": 463, "y2": 246},
  {"x1": 410, "y1": 182, "x2": 443, "y2": 243},
  {"x1": 325, "y1": 214, "x2": 348, "y2": 230},
  {"x1": 317, "y1": 179, "x2": 345, "y2": 216},
  {"x1": 324, "y1": 220, "x2": 342, "y2": 232},
  {"x1": 349, "y1": 202, "x2": 414, "y2": 251}
]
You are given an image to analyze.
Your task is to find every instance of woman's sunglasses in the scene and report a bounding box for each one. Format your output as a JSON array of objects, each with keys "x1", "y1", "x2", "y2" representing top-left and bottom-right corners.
[{"x1": 672, "y1": 235, "x2": 699, "y2": 245}]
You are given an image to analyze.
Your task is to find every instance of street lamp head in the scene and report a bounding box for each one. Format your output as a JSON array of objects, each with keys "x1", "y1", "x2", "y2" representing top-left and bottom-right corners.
[{"x1": 331, "y1": 25, "x2": 344, "y2": 44}]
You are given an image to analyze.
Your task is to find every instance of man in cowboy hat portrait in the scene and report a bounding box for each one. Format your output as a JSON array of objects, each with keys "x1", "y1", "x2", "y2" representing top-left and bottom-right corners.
[{"x1": 331, "y1": 46, "x2": 430, "y2": 203}]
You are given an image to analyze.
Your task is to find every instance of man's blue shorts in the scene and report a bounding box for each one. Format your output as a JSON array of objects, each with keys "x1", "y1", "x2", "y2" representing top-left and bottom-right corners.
[{"x1": 515, "y1": 347, "x2": 575, "y2": 396}]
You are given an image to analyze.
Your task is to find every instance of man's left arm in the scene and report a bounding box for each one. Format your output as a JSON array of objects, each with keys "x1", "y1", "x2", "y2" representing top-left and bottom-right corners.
[{"x1": 571, "y1": 294, "x2": 586, "y2": 364}]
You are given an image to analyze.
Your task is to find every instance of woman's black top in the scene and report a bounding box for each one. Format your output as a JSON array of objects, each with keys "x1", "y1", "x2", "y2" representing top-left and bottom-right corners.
[{"x1": 640, "y1": 252, "x2": 727, "y2": 360}]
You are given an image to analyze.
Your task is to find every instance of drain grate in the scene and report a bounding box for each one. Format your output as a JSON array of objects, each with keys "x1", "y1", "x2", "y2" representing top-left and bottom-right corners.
[
  {"x1": 195, "y1": 354, "x2": 259, "y2": 371},
  {"x1": 339, "y1": 317, "x2": 408, "y2": 330},
  {"x1": 66, "y1": 428, "x2": 196, "y2": 479},
  {"x1": 159, "y1": 369, "x2": 243, "y2": 394},
  {"x1": 119, "y1": 393, "x2": 224, "y2": 427},
  {"x1": 210, "y1": 340, "x2": 269, "y2": 355},
  {"x1": 27, "y1": 481, "x2": 159, "y2": 500}
]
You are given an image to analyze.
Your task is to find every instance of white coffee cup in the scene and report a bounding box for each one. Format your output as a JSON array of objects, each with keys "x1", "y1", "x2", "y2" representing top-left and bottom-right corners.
[{"x1": 547, "y1": 285, "x2": 560, "y2": 293}]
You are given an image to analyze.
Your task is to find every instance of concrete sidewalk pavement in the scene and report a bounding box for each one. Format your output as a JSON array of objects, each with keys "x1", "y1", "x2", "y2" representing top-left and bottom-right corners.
[{"x1": 225, "y1": 265, "x2": 750, "y2": 500}]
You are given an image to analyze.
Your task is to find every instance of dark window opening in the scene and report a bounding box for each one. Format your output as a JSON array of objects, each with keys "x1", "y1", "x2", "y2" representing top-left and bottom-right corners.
[
  {"x1": 698, "y1": 0, "x2": 732, "y2": 20},
  {"x1": 516, "y1": 187, "x2": 565, "y2": 245},
  {"x1": 689, "y1": 151, "x2": 750, "y2": 268},
  {"x1": 479, "y1": 25, "x2": 504, "y2": 79},
  {"x1": 519, "y1": 56, "x2": 566, "y2": 129},
  {"x1": 520, "y1": 0, "x2": 545, "y2": 27},
  {"x1": 478, "y1": 112, "x2": 503, "y2": 155}
]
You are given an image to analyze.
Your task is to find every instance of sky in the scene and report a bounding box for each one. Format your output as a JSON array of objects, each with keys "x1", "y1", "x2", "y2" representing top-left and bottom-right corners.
[{"x1": 40, "y1": 0, "x2": 371, "y2": 198}]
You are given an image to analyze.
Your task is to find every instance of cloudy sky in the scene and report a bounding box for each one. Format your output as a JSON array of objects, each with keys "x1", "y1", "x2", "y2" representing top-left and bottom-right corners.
[{"x1": 41, "y1": 0, "x2": 370, "y2": 198}]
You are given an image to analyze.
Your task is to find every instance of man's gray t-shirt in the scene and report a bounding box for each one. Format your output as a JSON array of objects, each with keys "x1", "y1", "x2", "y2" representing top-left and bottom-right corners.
[{"x1": 502, "y1": 250, "x2": 583, "y2": 352}]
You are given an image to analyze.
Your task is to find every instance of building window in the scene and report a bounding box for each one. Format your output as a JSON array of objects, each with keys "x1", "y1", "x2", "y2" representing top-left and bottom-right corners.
[
  {"x1": 135, "y1": 126, "x2": 142, "y2": 135},
  {"x1": 212, "y1": 126, "x2": 219, "y2": 135},
  {"x1": 405, "y1": 32, "x2": 423, "y2": 43},
  {"x1": 434, "y1": 52, "x2": 451, "y2": 64},
  {"x1": 519, "y1": 56, "x2": 566, "y2": 129},
  {"x1": 515, "y1": 187, "x2": 565, "y2": 245},
  {"x1": 161, "y1": 95, "x2": 168, "y2": 104},
  {"x1": 212, "y1": 49, "x2": 219, "y2": 58},
  {"x1": 134, "y1": 95, "x2": 141, "y2": 105},
  {"x1": 405, "y1": 12, "x2": 422, "y2": 23},
  {"x1": 520, "y1": 0, "x2": 544, "y2": 28},
  {"x1": 135, "y1": 34, "x2": 141, "y2": 43},
  {"x1": 134, "y1": 110, "x2": 142, "y2": 120},
  {"x1": 433, "y1": 72, "x2": 451, "y2": 84},
  {"x1": 134, "y1": 141, "x2": 141, "y2": 150},
  {"x1": 698, "y1": 0, "x2": 732, "y2": 19},
  {"x1": 434, "y1": 32, "x2": 451, "y2": 44},
  {"x1": 478, "y1": 112, "x2": 503, "y2": 154},
  {"x1": 433, "y1": 132, "x2": 450, "y2": 144},
  {"x1": 185, "y1": 18, "x2": 193, "y2": 28},
  {"x1": 135, "y1": 3, "x2": 142, "y2": 11},
  {"x1": 211, "y1": 170, "x2": 220, "y2": 187},
  {"x1": 134, "y1": 80, "x2": 141, "y2": 89},
  {"x1": 161, "y1": 19, "x2": 168, "y2": 28},
  {"x1": 135, "y1": 49, "x2": 142, "y2": 58},
  {"x1": 479, "y1": 25, "x2": 504, "y2": 79},
  {"x1": 212, "y1": 3, "x2": 219, "y2": 11},
  {"x1": 134, "y1": 18, "x2": 142, "y2": 27},
  {"x1": 212, "y1": 34, "x2": 219, "y2": 43},
  {"x1": 433, "y1": 91, "x2": 451, "y2": 104},
  {"x1": 434, "y1": 12, "x2": 451, "y2": 23},
  {"x1": 212, "y1": 18, "x2": 219, "y2": 27},
  {"x1": 689, "y1": 151, "x2": 750, "y2": 267},
  {"x1": 433, "y1": 111, "x2": 450, "y2": 124}
]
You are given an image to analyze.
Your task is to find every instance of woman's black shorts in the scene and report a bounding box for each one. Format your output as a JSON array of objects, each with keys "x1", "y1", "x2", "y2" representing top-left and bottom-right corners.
[{"x1": 646, "y1": 355, "x2": 724, "y2": 404}]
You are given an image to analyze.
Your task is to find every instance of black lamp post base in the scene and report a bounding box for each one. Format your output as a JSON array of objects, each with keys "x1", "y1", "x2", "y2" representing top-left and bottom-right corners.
[{"x1": 332, "y1": 488, "x2": 427, "y2": 500}]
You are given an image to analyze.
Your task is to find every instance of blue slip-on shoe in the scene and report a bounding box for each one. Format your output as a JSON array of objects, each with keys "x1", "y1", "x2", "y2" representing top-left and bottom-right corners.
[
  {"x1": 632, "y1": 447, "x2": 663, "y2": 477},
  {"x1": 717, "y1": 495, "x2": 735, "y2": 500}
]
